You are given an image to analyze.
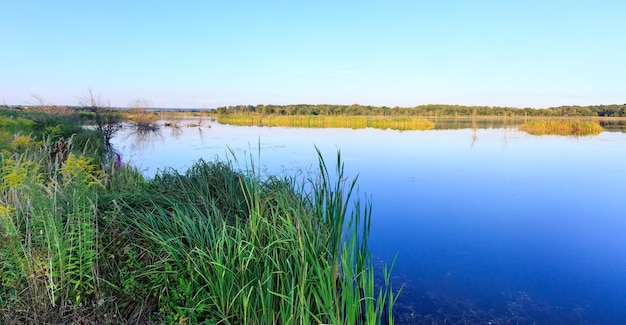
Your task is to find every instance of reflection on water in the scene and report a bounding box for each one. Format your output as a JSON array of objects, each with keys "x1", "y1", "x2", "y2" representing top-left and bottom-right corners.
[
  {"x1": 432, "y1": 117, "x2": 518, "y2": 130},
  {"x1": 599, "y1": 119, "x2": 626, "y2": 132},
  {"x1": 122, "y1": 126, "x2": 164, "y2": 152},
  {"x1": 432, "y1": 116, "x2": 626, "y2": 133},
  {"x1": 111, "y1": 120, "x2": 626, "y2": 324}
]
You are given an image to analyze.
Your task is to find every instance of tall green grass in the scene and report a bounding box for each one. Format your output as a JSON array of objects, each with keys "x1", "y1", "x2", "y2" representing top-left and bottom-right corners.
[
  {"x1": 112, "y1": 151, "x2": 399, "y2": 324},
  {"x1": 1, "y1": 108, "x2": 400, "y2": 324}
]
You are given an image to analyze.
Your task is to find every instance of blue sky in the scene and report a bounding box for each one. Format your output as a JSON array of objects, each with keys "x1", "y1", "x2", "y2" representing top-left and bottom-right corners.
[{"x1": 1, "y1": 1, "x2": 625, "y2": 109}]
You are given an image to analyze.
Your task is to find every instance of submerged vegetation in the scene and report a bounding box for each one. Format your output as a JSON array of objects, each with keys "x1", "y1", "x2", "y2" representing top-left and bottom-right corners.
[
  {"x1": 218, "y1": 115, "x2": 435, "y2": 131},
  {"x1": 0, "y1": 107, "x2": 399, "y2": 324},
  {"x1": 518, "y1": 120, "x2": 604, "y2": 136}
]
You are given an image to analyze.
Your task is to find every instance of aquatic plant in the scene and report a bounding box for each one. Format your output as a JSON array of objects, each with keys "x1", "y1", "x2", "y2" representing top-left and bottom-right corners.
[{"x1": 518, "y1": 120, "x2": 603, "y2": 136}]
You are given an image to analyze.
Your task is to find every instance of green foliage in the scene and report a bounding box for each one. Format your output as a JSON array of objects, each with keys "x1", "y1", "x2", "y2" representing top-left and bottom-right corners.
[
  {"x1": 0, "y1": 109, "x2": 126, "y2": 323},
  {"x1": 0, "y1": 136, "x2": 104, "y2": 317},
  {"x1": 0, "y1": 108, "x2": 400, "y2": 324},
  {"x1": 112, "y1": 154, "x2": 398, "y2": 324},
  {"x1": 215, "y1": 103, "x2": 626, "y2": 118},
  {"x1": 0, "y1": 108, "x2": 104, "y2": 157}
]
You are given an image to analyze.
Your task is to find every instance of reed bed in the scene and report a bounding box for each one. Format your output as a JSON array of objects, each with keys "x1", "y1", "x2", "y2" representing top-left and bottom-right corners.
[
  {"x1": 218, "y1": 115, "x2": 367, "y2": 129},
  {"x1": 518, "y1": 120, "x2": 604, "y2": 136},
  {"x1": 113, "y1": 151, "x2": 399, "y2": 324},
  {"x1": 218, "y1": 115, "x2": 435, "y2": 131},
  {"x1": 367, "y1": 118, "x2": 435, "y2": 131},
  {"x1": 0, "y1": 108, "x2": 400, "y2": 324}
]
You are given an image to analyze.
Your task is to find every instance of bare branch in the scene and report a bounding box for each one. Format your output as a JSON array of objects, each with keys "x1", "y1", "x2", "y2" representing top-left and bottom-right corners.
[
  {"x1": 75, "y1": 89, "x2": 111, "y2": 111},
  {"x1": 32, "y1": 93, "x2": 48, "y2": 106},
  {"x1": 31, "y1": 93, "x2": 73, "y2": 116},
  {"x1": 75, "y1": 89, "x2": 122, "y2": 148},
  {"x1": 128, "y1": 98, "x2": 159, "y2": 130}
]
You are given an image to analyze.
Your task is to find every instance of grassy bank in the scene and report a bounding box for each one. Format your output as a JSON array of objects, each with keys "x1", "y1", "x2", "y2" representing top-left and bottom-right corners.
[
  {"x1": 218, "y1": 115, "x2": 435, "y2": 131},
  {"x1": 518, "y1": 120, "x2": 604, "y2": 136},
  {"x1": 0, "y1": 108, "x2": 399, "y2": 324}
]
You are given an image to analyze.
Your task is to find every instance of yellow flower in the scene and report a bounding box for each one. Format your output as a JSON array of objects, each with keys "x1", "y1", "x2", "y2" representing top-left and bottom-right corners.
[
  {"x1": 10, "y1": 135, "x2": 38, "y2": 151},
  {"x1": 61, "y1": 154, "x2": 102, "y2": 187},
  {"x1": 0, "y1": 204, "x2": 12, "y2": 216},
  {"x1": 0, "y1": 205, "x2": 14, "y2": 235},
  {"x1": 1, "y1": 160, "x2": 42, "y2": 188}
]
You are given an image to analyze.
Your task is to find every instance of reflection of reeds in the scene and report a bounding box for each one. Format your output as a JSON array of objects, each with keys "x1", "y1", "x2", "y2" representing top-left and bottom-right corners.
[
  {"x1": 518, "y1": 120, "x2": 603, "y2": 136},
  {"x1": 218, "y1": 115, "x2": 435, "y2": 131}
]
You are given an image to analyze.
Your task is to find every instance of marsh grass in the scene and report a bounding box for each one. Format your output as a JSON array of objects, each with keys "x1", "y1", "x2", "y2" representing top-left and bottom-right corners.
[
  {"x1": 114, "y1": 151, "x2": 399, "y2": 324},
  {"x1": 218, "y1": 115, "x2": 435, "y2": 131},
  {"x1": 518, "y1": 120, "x2": 603, "y2": 136},
  {"x1": 367, "y1": 118, "x2": 435, "y2": 131},
  {"x1": 1, "y1": 107, "x2": 400, "y2": 324}
]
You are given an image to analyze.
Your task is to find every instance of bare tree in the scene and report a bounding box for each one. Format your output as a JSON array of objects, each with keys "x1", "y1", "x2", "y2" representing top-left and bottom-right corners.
[
  {"x1": 129, "y1": 98, "x2": 153, "y2": 111},
  {"x1": 128, "y1": 98, "x2": 160, "y2": 130},
  {"x1": 75, "y1": 89, "x2": 122, "y2": 148},
  {"x1": 32, "y1": 93, "x2": 73, "y2": 116}
]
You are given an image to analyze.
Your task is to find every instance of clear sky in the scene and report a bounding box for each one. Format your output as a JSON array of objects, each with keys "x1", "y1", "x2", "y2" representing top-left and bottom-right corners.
[{"x1": 1, "y1": 1, "x2": 625, "y2": 109}]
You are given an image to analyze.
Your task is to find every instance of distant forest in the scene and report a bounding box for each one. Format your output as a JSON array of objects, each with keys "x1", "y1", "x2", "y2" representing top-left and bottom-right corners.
[
  {"x1": 3, "y1": 102, "x2": 625, "y2": 117},
  {"x1": 215, "y1": 104, "x2": 626, "y2": 117}
]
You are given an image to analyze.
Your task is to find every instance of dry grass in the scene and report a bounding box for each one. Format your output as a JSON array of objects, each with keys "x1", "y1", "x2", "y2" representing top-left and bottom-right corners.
[
  {"x1": 127, "y1": 109, "x2": 160, "y2": 130},
  {"x1": 218, "y1": 115, "x2": 435, "y2": 130},
  {"x1": 518, "y1": 120, "x2": 603, "y2": 136}
]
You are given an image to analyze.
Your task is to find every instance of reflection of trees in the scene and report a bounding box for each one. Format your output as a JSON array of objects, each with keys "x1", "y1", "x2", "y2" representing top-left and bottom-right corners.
[
  {"x1": 470, "y1": 115, "x2": 478, "y2": 149},
  {"x1": 599, "y1": 120, "x2": 626, "y2": 133},
  {"x1": 127, "y1": 127, "x2": 163, "y2": 152},
  {"x1": 196, "y1": 125, "x2": 205, "y2": 142},
  {"x1": 168, "y1": 123, "x2": 183, "y2": 138}
]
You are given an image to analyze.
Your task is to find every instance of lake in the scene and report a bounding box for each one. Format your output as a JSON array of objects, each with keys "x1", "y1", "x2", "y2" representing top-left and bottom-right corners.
[{"x1": 111, "y1": 118, "x2": 626, "y2": 324}]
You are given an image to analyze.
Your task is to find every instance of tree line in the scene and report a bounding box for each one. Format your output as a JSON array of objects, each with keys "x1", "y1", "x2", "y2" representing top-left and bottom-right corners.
[
  {"x1": 3, "y1": 101, "x2": 624, "y2": 118},
  {"x1": 215, "y1": 103, "x2": 626, "y2": 117}
]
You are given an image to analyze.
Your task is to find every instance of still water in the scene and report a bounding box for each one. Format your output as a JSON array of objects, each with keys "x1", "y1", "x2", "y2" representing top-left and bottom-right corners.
[{"x1": 112, "y1": 119, "x2": 626, "y2": 324}]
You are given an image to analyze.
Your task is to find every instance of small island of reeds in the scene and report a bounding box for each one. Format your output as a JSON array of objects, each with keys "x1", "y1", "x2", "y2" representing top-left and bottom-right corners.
[
  {"x1": 218, "y1": 115, "x2": 436, "y2": 131},
  {"x1": 518, "y1": 120, "x2": 604, "y2": 136}
]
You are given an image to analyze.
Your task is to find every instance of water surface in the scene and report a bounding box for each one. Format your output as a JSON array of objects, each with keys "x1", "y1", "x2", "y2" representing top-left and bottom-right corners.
[{"x1": 112, "y1": 120, "x2": 626, "y2": 324}]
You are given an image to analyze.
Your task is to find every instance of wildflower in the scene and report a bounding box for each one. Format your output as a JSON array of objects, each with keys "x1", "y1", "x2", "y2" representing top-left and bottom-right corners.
[
  {"x1": 0, "y1": 204, "x2": 12, "y2": 216},
  {"x1": 61, "y1": 154, "x2": 102, "y2": 187},
  {"x1": 115, "y1": 152, "x2": 121, "y2": 169}
]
